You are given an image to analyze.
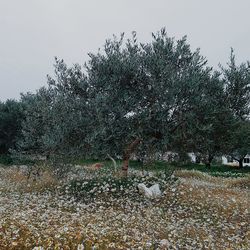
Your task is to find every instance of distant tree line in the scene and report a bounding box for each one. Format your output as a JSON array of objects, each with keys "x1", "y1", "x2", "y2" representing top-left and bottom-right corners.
[{"x1": 0, "y1": 29, "x2": 249, "y2": 172}]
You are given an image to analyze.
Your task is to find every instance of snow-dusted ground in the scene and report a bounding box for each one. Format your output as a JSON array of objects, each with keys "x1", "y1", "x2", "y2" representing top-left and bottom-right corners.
[{"x1": 0, "y1": 166, "x2": 249, "y2": 249}]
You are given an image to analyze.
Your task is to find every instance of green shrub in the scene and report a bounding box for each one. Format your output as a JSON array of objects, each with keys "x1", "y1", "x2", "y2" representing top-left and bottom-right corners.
[{"x1": 60, "y1": 172, "x2": 174, "y2": 202}]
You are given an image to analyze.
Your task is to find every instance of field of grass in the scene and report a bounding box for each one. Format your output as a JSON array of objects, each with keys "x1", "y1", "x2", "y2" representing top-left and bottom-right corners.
[
  {"x1": 0, "y1": 160, "x2": 249, "y2": 249},
  {"x1": 76, "y1": 158, "x2": 250, "y2": 178},
  {"x1": 2, "y1": 153, "x2": 249, "y2": 177}
]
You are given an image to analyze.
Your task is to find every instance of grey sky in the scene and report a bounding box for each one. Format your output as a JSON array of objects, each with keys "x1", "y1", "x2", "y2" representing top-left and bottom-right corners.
[{"x1": 0, "y1": 0, "x2": 250, "y2": 101}]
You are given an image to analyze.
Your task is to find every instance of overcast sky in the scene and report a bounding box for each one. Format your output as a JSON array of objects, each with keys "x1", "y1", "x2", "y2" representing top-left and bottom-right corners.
[{"x1": 0, "y1": 0, "x2": 250, "y2": 101}]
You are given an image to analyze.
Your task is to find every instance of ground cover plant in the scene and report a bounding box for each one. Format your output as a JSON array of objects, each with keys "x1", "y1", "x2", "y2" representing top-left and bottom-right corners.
[
  {"x1": 0, "y1": 162, "x2": 249, "y2": 249},
  {"x1": 77, "y1": 159, "x2": 250, "y2": 177}
]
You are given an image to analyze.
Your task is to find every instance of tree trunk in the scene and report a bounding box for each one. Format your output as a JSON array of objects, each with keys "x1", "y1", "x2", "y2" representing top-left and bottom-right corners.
[
  {"x1": 205, "y1": 154, "x2": 213, "y2": 168},
  {"x1": 122, "y1": 138, "x2": 141, "y2": 176},
  {"x1": 205, "y1": 162, "x2": 210, "y2": 168},
  {"x1": 239, "y1": 159, "x2": 243, "y2": 168},
  {"x1": 232, "y1": 155, "x2": 246, "y2": 169},
  {"x1": 195, "y1": 154, "x2": 201, "y2": 164}
]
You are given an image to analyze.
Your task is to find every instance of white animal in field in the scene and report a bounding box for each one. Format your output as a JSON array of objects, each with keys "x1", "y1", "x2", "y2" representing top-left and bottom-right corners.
[{"x1": 138, "y1": 183, "x2": 161, "y2": 198}]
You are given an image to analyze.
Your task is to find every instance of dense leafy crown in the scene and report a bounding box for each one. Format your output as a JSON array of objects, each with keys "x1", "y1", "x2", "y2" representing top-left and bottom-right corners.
[{"x1": 3, "y1": 29, "x2": 248, "y2": 164}]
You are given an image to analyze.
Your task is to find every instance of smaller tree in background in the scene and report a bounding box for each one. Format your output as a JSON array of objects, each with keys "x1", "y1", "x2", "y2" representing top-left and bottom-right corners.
[
  {"x1": 0, "y1": 100, "x2": 24, "y2": 154},
  {"x1": 17, "y1": 58, "x2": 96, "y2": 160},
  {"x1": 185, "y1": 72, "x2": 235, "y2": 167},
  {"x1": 226, "y1": 121, "x2": 250, "y2": 168},
  {"x1": 17, "y1": 88, "x2": 55, "y2": 156},
  {"x1": 227, "y1": 121, "x2": 250, "y2": 168},
  {"x1": 43, "y1": 59, "x2": 94, "y2": 158},
  {"x1": 222, "y1": 49, "x2": 250, "y2": 120},
  {"x1": 220, "y1": 50, "x2": 250, "y2": 168}
]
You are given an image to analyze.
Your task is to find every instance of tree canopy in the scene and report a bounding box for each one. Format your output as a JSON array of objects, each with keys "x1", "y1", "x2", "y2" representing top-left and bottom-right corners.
[
  {"x1": 0, "y1": 100, "x2": 24, "y2": 154},
  {"x1": 1, "y1": 29, "x2": 249, "y2": 171}
]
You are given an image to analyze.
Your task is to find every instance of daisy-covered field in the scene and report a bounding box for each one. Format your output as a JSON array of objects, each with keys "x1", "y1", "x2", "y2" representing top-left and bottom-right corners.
[{"x1": 0, "y1": 164, "x2": 249, "y2": 250}]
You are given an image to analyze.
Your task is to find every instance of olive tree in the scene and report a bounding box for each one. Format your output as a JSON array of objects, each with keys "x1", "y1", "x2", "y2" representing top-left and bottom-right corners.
[
  {"x1": 222, "y1": 49, "x2": 250, "y2": 120},
  {"x1": 18, "y1": 88, "x2": 53, "y2": 155},
  {"x1": 85, "y1": 29, "x2": 212, "y2": 173},
  {"x1": 18, "y1": 61, "x2": 93, "y2": 159},
  {"x1": 18, "y1": 29, "x2": 235, "y2": 174},
  {"x1": 221, "y1": 50, "x2": 250, "y2": 167},
  {"x1": 226, "y1": 121, "x2": 250, "y2": 168},
  {"x1": 0, "y1": 100, "x2": 24, "y2": 154},
  {"x1": 183, "y1": 72, "x2": 235, "y2": 167}
]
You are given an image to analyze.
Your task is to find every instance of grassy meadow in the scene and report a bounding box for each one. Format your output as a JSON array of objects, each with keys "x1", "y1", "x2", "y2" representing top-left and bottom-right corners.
[{"x1": 0, "y1": 158, "x2": 249, "y2": 249}]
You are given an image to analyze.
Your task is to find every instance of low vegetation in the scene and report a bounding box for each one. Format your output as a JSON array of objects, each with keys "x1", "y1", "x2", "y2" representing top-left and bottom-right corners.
[{"x1": 0, "y1": 162, "x2": 249, "y2": 249}]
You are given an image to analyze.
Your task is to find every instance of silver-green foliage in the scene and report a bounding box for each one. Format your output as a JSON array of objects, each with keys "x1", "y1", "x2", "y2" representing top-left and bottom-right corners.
[{"x1": 17, "y1": 29, "x2": 250, "y2": 166}]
